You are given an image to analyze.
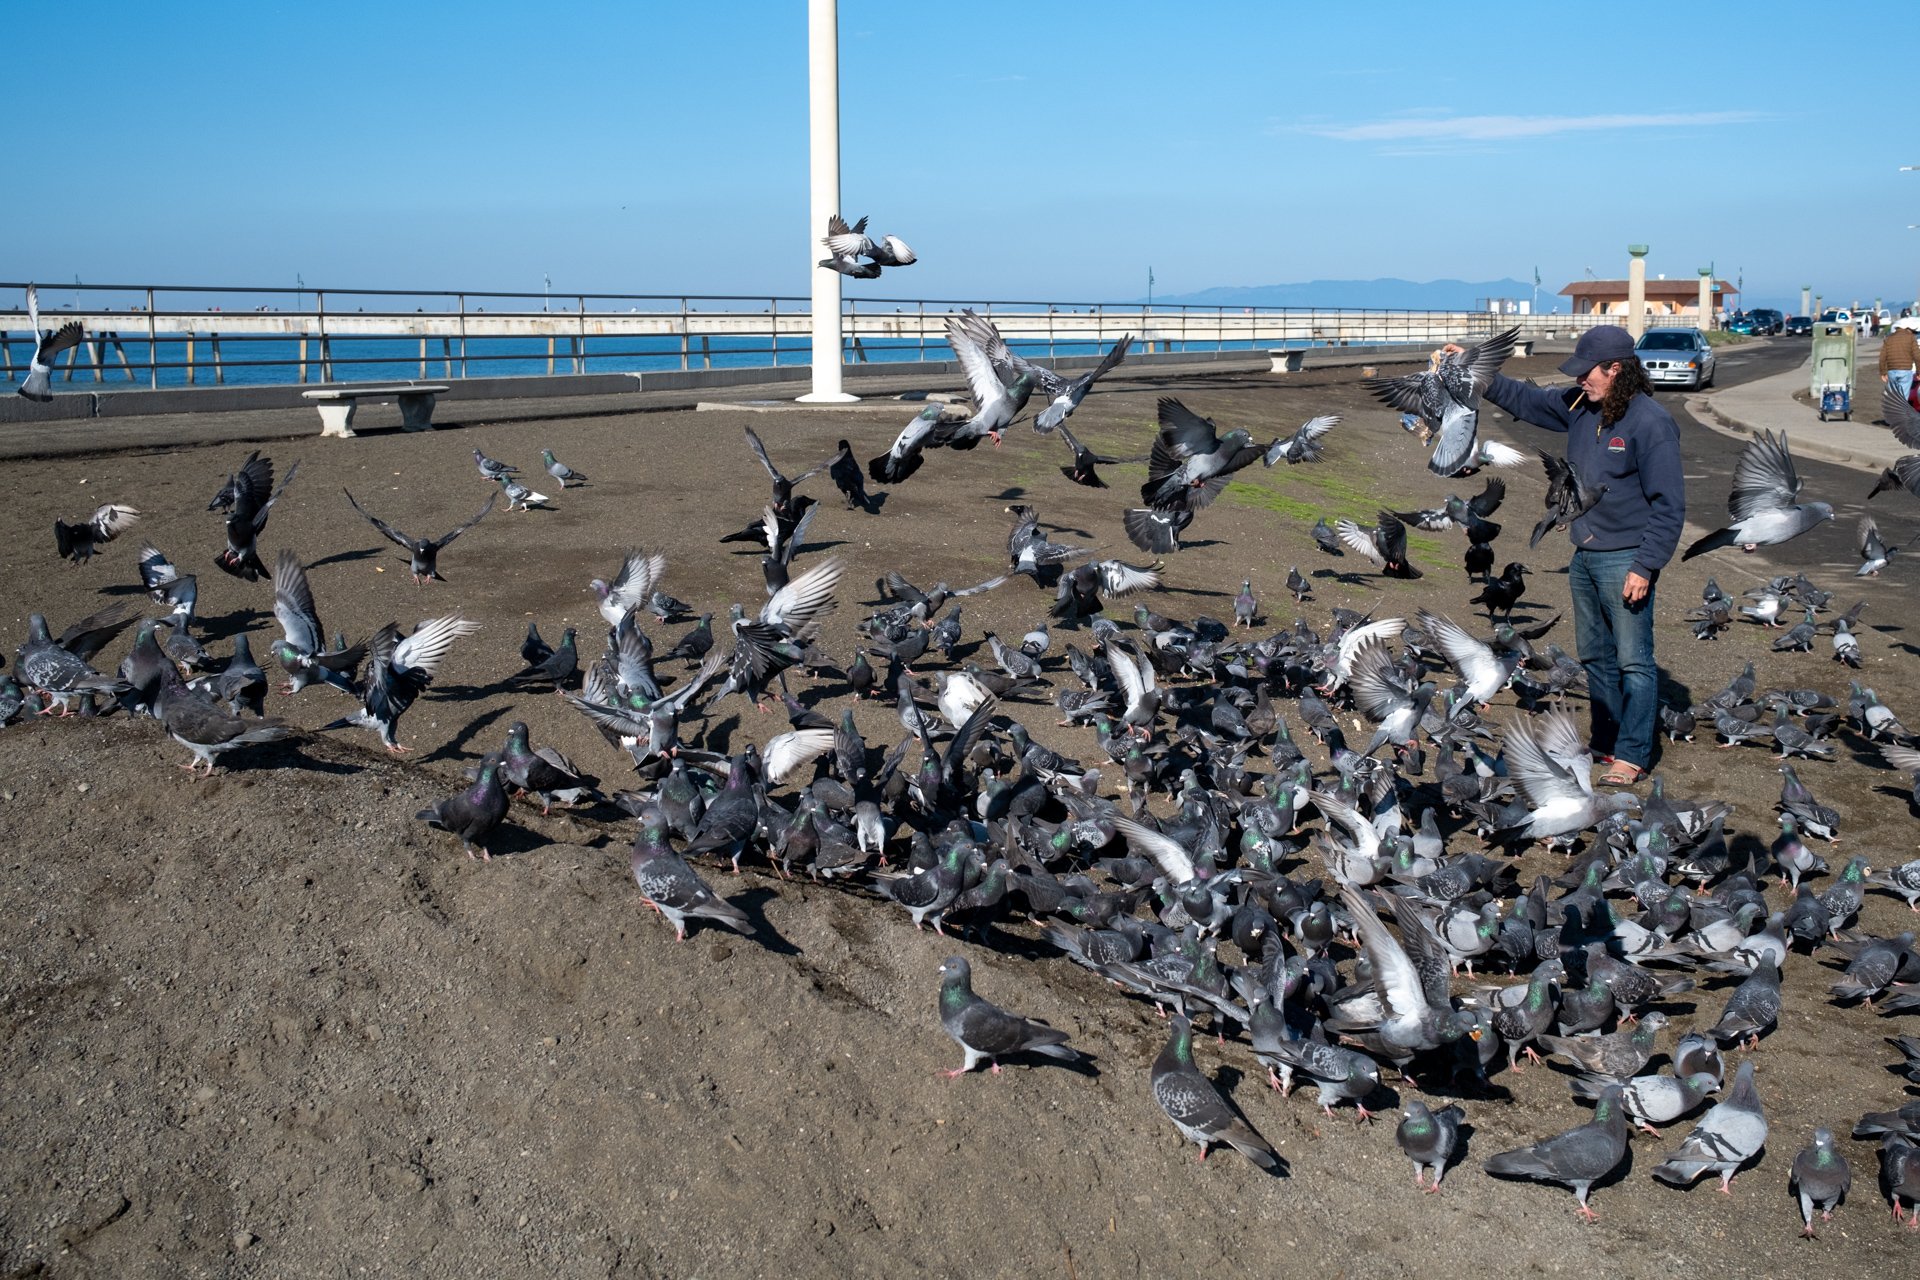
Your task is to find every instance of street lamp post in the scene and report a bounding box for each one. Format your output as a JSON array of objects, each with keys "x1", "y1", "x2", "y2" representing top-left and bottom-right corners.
[{"x1": 799, "y1": 0, "x2": 856, "y2": 403}]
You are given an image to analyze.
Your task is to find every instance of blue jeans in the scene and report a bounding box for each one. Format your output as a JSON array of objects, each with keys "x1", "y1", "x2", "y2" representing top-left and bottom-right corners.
[
  {"x1": 1569, "y1": 548, "x2": 1657, "y2": 769},
  {"x1": 1890, "y1": 369, "x2": 1915, "y2": 406}
]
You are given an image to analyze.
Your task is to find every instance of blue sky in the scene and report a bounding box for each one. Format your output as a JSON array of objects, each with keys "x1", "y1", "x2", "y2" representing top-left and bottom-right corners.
[{"x1": 9, "y1": 1, "x2": 1910, "y2": 313}]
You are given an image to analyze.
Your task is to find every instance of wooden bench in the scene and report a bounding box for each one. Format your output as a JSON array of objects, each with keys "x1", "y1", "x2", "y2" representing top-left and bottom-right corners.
[{"x1": 301, "y1": 384, "x2": 450, "y2": 438}]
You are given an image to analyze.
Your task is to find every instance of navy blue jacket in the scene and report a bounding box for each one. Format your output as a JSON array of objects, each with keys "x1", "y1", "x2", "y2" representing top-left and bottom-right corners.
[{"x1": 1484, "y1": 374, "x2": 1686, "y2": 580}]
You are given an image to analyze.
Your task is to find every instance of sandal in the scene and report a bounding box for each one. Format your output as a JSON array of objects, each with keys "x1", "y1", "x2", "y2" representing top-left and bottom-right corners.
[{"x1": 1599, "y1": 761, "x2": 1646, "y2": 787}]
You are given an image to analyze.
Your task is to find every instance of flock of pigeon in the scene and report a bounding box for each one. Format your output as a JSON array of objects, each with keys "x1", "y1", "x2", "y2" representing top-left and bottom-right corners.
[{"x1": 12, "y1": 288, "x2": 1920, "y2": 1241}]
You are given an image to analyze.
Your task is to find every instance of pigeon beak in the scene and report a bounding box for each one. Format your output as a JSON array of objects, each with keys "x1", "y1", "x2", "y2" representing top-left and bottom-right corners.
[{"x1": 1467, "y1": 1028, "x2": 1483, "y2": 1041}]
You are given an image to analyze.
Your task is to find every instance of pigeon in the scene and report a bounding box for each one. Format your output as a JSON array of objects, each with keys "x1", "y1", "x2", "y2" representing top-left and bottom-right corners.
[
  {"x1": 1858, "y1": 514, "x2": 1897, "y2": 576},
  {"x1": 1831, "y1": 618, "x2": 1862, "y2": 668},
  {"x1": 1683, "y1": 430, "x2": 1835, "y2": 559},
  {"x1": 1470, "y1": 562, "x2": 1530, "y2": 621},
  {"x1": 472, "y1": 449, "x2": 518, "y2": 481},
  {"x1": 1790, "y1": 1127, "x2": 1852, "y2": 1237},
  {"x1": 1650, "y1": 1060, "x2": 1767, "y2": 1192},
  {"x1": 13, "y1": 608, "x2": 135, "y2": 714},
  {"x1": 1530, "y1": 451, "x2": 1609, "y2": 549},
  {"x1": 819, "y1": 213, "x2": 913, "y2": 275},
  {"x1": 1054, "y1": 421, "x2": 1143, "y2": 488},
  {"x1": 500, "y1": 721, "x2": 598, "y2": 814},
  {"x1": 541, "y1": 449, "x2": 588, "y2": 487},
  {"x1": 268, "y1": 550, "x2": 364, "y2": 695},
  {"x1": 1363, "y1": 327, "x2": 1518, "y2": 476},
  {"x1": 415, "y1": 753, "x2": 510, "y2": 859},
  {"x1": 1879, "y1": 1135, "x2": 1920, "y2": 1227},
  {"x1": 15, "y1": 283, "x2": 84, "y2": 402},
  {"x1": 935, "y1": 956, "x2": 1081, "y2": 1077},
  {"x1": 344, "y1": 489, "x2": 495, "y2": 583},
  {"x1": 153, "y1": 673, "x2": 295, "y2": 775},
  {"x1": 1483, "y1": 1082, "x2": 1631, "y2": 1221},
  {"x1": 1335, "y1": 511, "x2": 1422, "y2": 579},
  {"x1": 1121, "y1": 506, "x2": 1195, "y2": 554},
  {"x1": 630, "y1": 811, "x2": 751, "y2": 940},
  {"x1": 975, "y1": 330, "x2": 1134, "y2": 433},
  {"x1": 52, "y1": 503, "x2": 140, "y2": 565},
  {"x1": 1140, "y1": 397, "x2": 1263, "y2": 511},
  {"x1": 1311, "y1": 517, "x2": 1343, "y2": 556},
  {"x1": 214, "y1": 454, "x2": 300, "y2": 582},
  {"x1": 493, "y1": 474, "x2": 552, "y2": 511},
  {"x1": 938, "y1": 311, "x2": 1035, "y2": 447},
  {"x1": 1571, "y1": 1069, "x2": 1719, "y2": 1135},
  {"x1": 1708, "y1": 956, "x2": 1781, "y2": 1048},
  {"x1": 1853, "y1": 1101, "x2": 1920, "y2": 1141},
  {"x1": 869, "y1": 404, "x2": 943, "y2": 485},
  {"x1": 1538, "y1": 1011, "x2": 1668, "y2": 1082},
  {"x1": 821, "y1": 440, "x2": 875, "y2": 512},
  {"x1": 1396, "y1": 1100, "x2": 1464, "y2": 1192},
  {"x1": 1150, "y1": 1016, "x2": 1279, "y2": 1170},
  {"x1": 1262, "y1": 414, "x2": 1341, "y2": 466},
  {"x1": 1234, "y1": 580, "x2": 1258, "y2": 628},
  {"x1": 590, "y1": 549, "x2": 667, "y2": 629},
  {"x1": 321, "y1": 615, "x2": 481, "y2": 752}
]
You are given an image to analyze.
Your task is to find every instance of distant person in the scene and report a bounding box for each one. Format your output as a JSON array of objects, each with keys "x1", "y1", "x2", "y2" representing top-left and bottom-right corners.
[
  {"x1": 1882, "y1": 316, "x2": 1919, "y2": 406},
  {"x1": 1870, "y1": 311, "x2": 1883, "y2": 338},
  {"x1": 1439, "y1": 327, "x2": 1684, "y2": 787}
]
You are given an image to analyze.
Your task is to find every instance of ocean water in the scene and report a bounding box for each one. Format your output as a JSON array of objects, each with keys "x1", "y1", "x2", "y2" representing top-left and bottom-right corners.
[{"x1": 0, "y1": 331, "x2": 1299, "y2": 392}]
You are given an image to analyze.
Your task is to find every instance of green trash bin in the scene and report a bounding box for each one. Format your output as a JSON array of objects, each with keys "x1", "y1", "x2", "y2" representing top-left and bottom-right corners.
[{"x1": 1810, "y1": 322, "x2": 1856, "y2": 421}]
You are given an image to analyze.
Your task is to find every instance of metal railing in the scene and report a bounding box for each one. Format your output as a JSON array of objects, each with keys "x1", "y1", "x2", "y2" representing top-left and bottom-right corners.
[{"x1": 0, "y1": 281, "x2": 1612, "y2": 392}]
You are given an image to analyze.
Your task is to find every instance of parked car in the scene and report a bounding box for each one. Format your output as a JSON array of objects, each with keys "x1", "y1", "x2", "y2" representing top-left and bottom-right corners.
[
  {"x1": 1748, "y1": 308, "x2": 1784, "y2": 335},
  {"x1": 1784, "y1": 315, "x2": 1813, "y2": 336},
  {"x1": 1726, "y1": 314, "x2": 1760, "y2": 336},
  {"x1": 1635, "y1": 328, "x2": 1716, "y2": 390}
]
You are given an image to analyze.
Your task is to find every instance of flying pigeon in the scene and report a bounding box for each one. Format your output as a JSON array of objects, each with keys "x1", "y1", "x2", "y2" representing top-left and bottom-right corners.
[
  {"x1": 820, "y1": 213, "x2": 913, "y2": 275},
  {"x1": 1363, "y1": 327, "x2": 1519, "y2": 476},
  {"x1": 972, "y1": 328, "x2": 1134, "y2": 433},
  {"x1": 1682, "y1": 430, "x2": 1835, "y2": 559},
  {"x1": 869, "y1": 404, "x2": 943, "y2": 485},
  {"x1": 321, "y1": 614, "x2": 482, "y2": 752},
  {"x1": 1530, "y1": 451, "x2": 1609, "y2": 549},
  {"x1": 344, "y1": 488, "x2": 495, "y2": 583},
  {"x1": 15, "y1": 284, "x2": 84, "y2": 402},
  {"x1": 1262, "y1": 414, "x2": 1341, "y2": 466},
  {"x1": 53, "y1": 503, "x2": 140, "y2": 564},
  {"x1": 1857, "y1": 514, "x2": 1896, "y2": 576},
  {"x1": 938, "y1": 312, "x2": 1034, "y2": 447}
]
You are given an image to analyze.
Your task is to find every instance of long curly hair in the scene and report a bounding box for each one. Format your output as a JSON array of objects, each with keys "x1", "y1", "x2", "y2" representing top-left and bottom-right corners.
[{"x1": 1600, "y1": 356, "x2": 1653, "y2": 426}]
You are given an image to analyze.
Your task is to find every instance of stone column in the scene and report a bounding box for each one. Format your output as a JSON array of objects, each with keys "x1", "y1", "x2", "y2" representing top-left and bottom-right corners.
[
  {"x1": 1697, "y1": 268, "x2": 1714, "y2": 329},
  {"x1": 1626, "y1": 245, "x2": 1649, "y2": 338}
]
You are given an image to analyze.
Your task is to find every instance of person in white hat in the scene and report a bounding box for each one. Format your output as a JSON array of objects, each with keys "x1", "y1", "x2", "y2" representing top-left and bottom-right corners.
[{"x1": 1883, "y1": 317, "x2": 1920, "y2": 406}]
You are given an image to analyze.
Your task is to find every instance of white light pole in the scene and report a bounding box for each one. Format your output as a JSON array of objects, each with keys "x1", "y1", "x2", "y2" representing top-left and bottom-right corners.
[{"x1": 799, "y1": 0, "x2": 856, "y2": 403}]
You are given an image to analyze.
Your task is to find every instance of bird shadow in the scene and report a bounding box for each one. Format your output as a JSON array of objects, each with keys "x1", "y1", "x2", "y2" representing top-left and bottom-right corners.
[
  {"x1": 418, "y1": 705, "x2": 513, "y2": 765},
  {"x1": 473, "y1": 821, "x2": 552, "y2": 860},
  {"x1": 1211, "y1": 1064, "x2": 1290, "y2": 1176},
  {"x1": 428, "y1": 681, "x2": 517, "y2": 707},
  {"x1": 196, "y1": 608, "x2": 268, "y2": 645},
  {"x1": 255, "y1": 739, "x2": 362, "y2": 777},
  {"x1": 704, "y1": 714, "x2": 740, "y2": 756},
  {"x1": 728, "y1": 885, "x2": 800, "y2": 955},
  {"x1": 96, "y1": 583, "x2": 152, "y2": 598},
  {"x1": 306, "y1": 546, "x2": 381, "y2": 571}
]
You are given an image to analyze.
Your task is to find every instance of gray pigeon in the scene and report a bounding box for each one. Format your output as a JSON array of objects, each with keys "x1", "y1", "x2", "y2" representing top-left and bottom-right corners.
[
  {"x1": 1789, "y1": 1127, "x2": 1851, "y2": 1237},
  {"x1": 1395, "y1": 1100, "x2": 1464, "y2": 1192},
  {"x1": 1571, "y1": 1069, "x2": 1718, "y2": 1135},
  {"x1": 629, "y1": 813, "x2": 751, "y2": 941},
  {"x1": 935, "y1": 956, "x2": 1081, "y2": 1077},
  {"x1": 53, "y1": 502, "x2": 140, "y2": 564},
  {"x1": 414, "y1": 753, "x2": 510, "y2": 859},
  {"x1": 1708, "y1": 956, "x2": 1781, "y2": 1048},
  {"x1": 1683, "y1": 430, "x2": 1835, "y2": 559},
  {"x1": 1880, "y1": 1135, "x2": 1920, "y2": 1226},
  {"x1": 16, "y1": 284, "x2": 84, "y2": 402},
  {"x1": 1151, "y1": 1016, "x2": 1280, "y2": 1170},
  {"x1": 1650, "y1": 1059, "x2": 1767, "y2": 1192},
  {"x1": 1483, "y1": 1083, "x2": 1631, "y2": 1221},
  {"x1": 1538, "y1": 1011, "x2": 1668, "y2": 1082},
  {"x1": 541, "y1": 449, "x2": 588, "y2": 486},
  {"x1": 1362, "y1": 327, "x2": 1518, "y2": 476}
]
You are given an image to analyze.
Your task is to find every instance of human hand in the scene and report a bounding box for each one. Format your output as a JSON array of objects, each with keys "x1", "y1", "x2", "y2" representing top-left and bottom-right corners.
[{"x1": 1623, "y1": 571, "x2": 1650, "y2": 605}]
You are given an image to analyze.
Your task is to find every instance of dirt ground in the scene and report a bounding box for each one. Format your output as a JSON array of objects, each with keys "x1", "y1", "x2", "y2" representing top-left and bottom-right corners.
[{"x1": 3, "y1": 348, "x2": 1918, "y2": 1278}]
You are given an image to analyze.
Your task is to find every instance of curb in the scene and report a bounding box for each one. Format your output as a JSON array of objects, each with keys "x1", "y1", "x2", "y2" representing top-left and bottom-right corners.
[{"x1": 1690, "y1": 394, "x2": 1883, "y2": 474}]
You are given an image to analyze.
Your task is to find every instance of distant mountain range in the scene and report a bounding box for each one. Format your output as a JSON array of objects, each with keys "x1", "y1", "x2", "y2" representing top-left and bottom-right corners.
[{"x1": 1148, "y1": 278, "x2": 1541, "y2": 311}]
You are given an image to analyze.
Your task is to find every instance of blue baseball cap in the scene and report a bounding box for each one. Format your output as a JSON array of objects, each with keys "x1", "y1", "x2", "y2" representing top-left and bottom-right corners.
[{"x1": 1558, "y1": 326, "x2": 1636, "y2": 378}]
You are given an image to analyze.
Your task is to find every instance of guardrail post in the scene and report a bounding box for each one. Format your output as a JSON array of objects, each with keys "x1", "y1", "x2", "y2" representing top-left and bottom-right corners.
[
  {"x1": 210, "y1": 334, "x2": 224, "y2": 385},
  {"x1": 299, "y1": 338, "x2": 308, "y2": 384},
  {"x1": 577, "y1": 296, "x2": 587, "y2": 373},
  {"x1": 457, "y1": 294, "x2": 468, "y2": 379},
  {"x1": 317, "y1": 292, "x2": 331, "y2": 381},
  {"x1": 145, "y1": 289, "x2": 157, "y2": 388},
  {"x1": 185, "y1": 337, "x2": 195, "y2": 385},
  {"x1": 679, "y1": 296, "x2": 690, "y2": 371}
]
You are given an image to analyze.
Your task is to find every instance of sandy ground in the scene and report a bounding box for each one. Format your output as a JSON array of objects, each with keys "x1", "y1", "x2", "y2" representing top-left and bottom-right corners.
[{"x1": 3, "y1": 344, "x2": 1919, "y2": 1278}]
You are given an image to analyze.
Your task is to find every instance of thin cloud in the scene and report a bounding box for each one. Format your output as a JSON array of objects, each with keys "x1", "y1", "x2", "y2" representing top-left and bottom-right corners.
[{"x1": 1302, "y1": 110, "x2": 1760, "y2": 142}]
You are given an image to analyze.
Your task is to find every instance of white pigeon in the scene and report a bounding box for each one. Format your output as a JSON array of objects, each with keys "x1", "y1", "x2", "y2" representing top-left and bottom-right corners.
[{"x1": 17, "y1": 283, "x2": 85, "y2": 402}]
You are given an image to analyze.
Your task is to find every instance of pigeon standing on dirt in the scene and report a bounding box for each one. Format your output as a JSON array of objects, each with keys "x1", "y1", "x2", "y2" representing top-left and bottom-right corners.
[
  {"x1": 473, "y1": 449, "x2": 518, "y2": 481},
  {"x1": 1150, "y1": 1016, "x2": 1279, "y2": 1170},
  {"x1": 1396, "y1": 1100, "x2": 1464, "y2": 1192},
  {"x1": 1650, "y1": 1059, "x2": 1767, "y2": 1192},
  {"x1": 541, "y1": 449, "x2": 588, "y2": 487},
  {"x1": 16, "y1": 283, "x2": 85, "y2": 402},
  {"x1": 1789, "y1": 1127, "x2": 1851, "y2": 1237},
  {"x1": 415, "y1": 753, "x2": 510, "y2": 859},
  {"x1": 1483, "y1": 1083, "x2": 1631, "y2": 1221},
  {"x1": 935, "y1": 956, "x2": 1082, "y2": 1077},
  {"x1": 630, "y1": 810, "x2": 752, "y2": 940}
]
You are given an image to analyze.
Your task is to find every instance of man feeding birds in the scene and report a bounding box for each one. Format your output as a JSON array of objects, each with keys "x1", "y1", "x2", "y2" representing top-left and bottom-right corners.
[{"x1": 1440, "y1": 326, "x2": 1684, "y2": 788}]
